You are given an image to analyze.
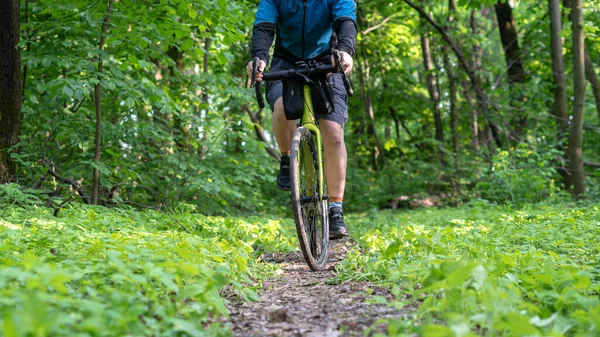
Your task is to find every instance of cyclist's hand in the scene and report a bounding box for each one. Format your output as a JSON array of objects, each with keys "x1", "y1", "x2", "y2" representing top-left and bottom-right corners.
[
  {"x1": 332, "y1": 51, "x2": 353, "y2": 75},
  {"x1": 246, "y1": 59, "x2": 267, "y2": 82}
]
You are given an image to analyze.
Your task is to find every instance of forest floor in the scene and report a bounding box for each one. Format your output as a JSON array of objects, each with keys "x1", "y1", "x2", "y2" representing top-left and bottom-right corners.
[
  {"x1": 1, "y1": 200, "x2": 598, "y2": 336},
  {"x1": 227, "y1": 240, "x2": 413, "y2": 337}
]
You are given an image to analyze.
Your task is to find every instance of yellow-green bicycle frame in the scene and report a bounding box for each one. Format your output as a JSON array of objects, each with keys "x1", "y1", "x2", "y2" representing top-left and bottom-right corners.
[{"x1": 299, "y1": 85, "x2": 325, "y2": 199}]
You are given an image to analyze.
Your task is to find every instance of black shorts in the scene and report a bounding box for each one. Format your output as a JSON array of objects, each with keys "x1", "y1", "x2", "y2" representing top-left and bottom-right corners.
[{"x1": 265, "y1": 58, "x2": 349, "y2": 128}]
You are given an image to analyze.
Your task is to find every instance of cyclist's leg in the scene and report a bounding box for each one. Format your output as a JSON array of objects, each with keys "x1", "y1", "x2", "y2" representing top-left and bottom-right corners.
[
  {"x1": 318, "y1": 73, "x2": 349, "y2": 238},
  {"x1": 318, "y1": 73, "x2": 349, "y2": 200},
  {"x1": 272, "y1": 98, "x2": 296, "y2": 153},
  {"x1": 319, "y1": 119, "x2": 347, "y2": 200},
  {"x1": 265, "y1": 58, "x2": 297, "y2": 153}
]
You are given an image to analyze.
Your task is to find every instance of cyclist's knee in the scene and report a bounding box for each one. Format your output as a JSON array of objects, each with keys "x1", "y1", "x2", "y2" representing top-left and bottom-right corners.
[
  {"x1": 273, "y1": 98, "x2": 284, "y2": 115},
  {"x1": 321, "y1": 121, "x2": 345, "y2": 149}
]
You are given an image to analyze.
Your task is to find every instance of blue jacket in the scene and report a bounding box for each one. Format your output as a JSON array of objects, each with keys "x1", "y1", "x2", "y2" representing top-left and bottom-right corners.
[{"x1": 252, "y1": 0, "x2": 357, "y2": 63}]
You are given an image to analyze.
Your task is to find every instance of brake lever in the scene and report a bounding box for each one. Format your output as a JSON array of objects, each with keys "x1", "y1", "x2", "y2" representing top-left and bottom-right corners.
[
  {"x1": 332, "y1": 50, "x2": 354, "y2": 97},
  {"x1": 250, "y1": 58, "x2": 259, "y2": 88},
  {"x1": 252, "y1": 57, "x2": 265, "y2": 109}
]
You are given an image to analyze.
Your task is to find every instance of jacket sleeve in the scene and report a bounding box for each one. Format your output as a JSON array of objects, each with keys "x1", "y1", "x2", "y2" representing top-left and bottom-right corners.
[
  {"x1": 252, "y1": 0, "x2": 278, "y2": 64},
  {"x1": 331, "y1": 0, "x2": 357, "y2": 56}
]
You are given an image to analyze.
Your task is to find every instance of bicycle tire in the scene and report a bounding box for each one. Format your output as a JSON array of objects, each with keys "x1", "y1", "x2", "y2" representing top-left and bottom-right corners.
[{"x1": 290, "y1": 127, "x2": 329, "y2": 271}]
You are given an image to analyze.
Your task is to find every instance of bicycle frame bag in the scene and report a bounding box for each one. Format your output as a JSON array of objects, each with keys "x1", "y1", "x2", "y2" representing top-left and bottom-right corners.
[
  {"x1": 282, "y1": 72, "x2": 335, "y2": 120},
  {"x1": 282, "y1": 77, "x2": 305, "y2": 120},
  {"x1": 309, "y1": 73, "x2": 335, "y2": 115}
]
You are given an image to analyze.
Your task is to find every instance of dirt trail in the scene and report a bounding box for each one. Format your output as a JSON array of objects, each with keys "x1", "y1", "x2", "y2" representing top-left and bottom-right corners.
[{"x1": 227, "y1": 241, "x2": 412, "y2": 337}]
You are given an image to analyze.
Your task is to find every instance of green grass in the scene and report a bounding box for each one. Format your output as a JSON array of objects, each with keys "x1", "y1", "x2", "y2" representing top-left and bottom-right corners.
[
  {"x1": 1, "y1": 201, "x2": 599, "y2": 336},
  {"x1": 341, "y1": 202, "x2": 600, "y2": 337},
  {"x1": 0, "y1": 205, "x2": 294, "y2": 337}
]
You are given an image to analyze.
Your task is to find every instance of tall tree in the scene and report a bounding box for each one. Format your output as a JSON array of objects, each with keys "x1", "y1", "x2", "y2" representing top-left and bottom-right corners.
[
  {"x1": 404, "y1": 0, "x2": 504, "y2": 149},
  {"x1": 356, "y1": 5, "x2": 386, "y2": 169},
  {"x1": 420, "y1": 27, "x2": 444, "y2": 164},
  {"x1": 0, "y1": 0, "x2": 21, "y2": 183},
  {"x1": 584, "y1": 46, "x2": 600, "y2": 122},
  {"x1": 568, "y1": 0, "x2": 586, "y2": 197},
  {"x1": 467, "y1": 9, "x2": 482, "y2": 153},
  {"x1": 494, "y1": 1, "x2": 525, "y2": 83},
  {"x1": 92, "y1": 0, "x2": 115, "y2": 205},
  {"x1": 548, "y1": 0, "x2": 569, "y2": 133},
  {"x1": 444, "y1": 0, "x2": 460, "y2": 189},
  {"x1": 548, "y1": 0, "x2": 571, "y2": 188}
]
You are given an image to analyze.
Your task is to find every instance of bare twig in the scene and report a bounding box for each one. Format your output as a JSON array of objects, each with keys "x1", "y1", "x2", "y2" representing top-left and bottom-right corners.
[
  {"x1": 361, "y1": 13, "x2": 400, "y2": 35},
  {"x1": 45, "y1": 165, "x2": 90, "y2": 204},
  {"x1": 584, "y1": 162, "x2": 600, "y2": 169},
  {"x1": 161, "y1": 203, "x2": 191, "y2": 233},
  {"x1": 242, "y1": 106, "x2": 280, "y2": 161},
  {"x1": 53, "y1": 195, "x2": 74, "y2": 217}
]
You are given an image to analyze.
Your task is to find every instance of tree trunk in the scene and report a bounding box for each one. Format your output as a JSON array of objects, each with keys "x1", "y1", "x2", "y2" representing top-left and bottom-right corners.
[
  {"x1": 443, "y1": 48, "x2": 459, "y2": 187},
  {"x1": 420, "y1": 28, "x2": 444, "y2": 164},
  {"x1": 389, "y1": 107, "x2": 401, "y2": 139},
  {"x1": 357, "y1": 6, "x2": 386, "y2": 169},
  {"x1": 167, "y1": 46, "x2": 191, "y2": 151},
  {"x1": 446, "y1": 0, "x2": 460, "y2": 190},
  {"x1": 468, "y1": 9, "x2": 481, "y2": 153},
  {"x1": 549, "y1": 0, "x2": 569, "y2": 133},
  {"x1": 403, "y1": 0, "x2": 503, "y2": 150},
  {"x1": 568, "y1": 0, "x2": 586, "y2": 197},
  {"x1": 584, "y1": 45, "x2": 600, "y2": 123},
  {"x1": 200, "y1": 37, "x2": 211, "y2": 160},
  {"x1": 548, "y1": 0, "x2": 572, "y2": 189},
  {"x1": 0, "y1": 0, "x2": 21, "y2": 183},
  {"x1": 494, "y1": 1, "x2": 526, "y2": 83},
  {"x1": 92, "y1": 0, "x2": 115, "y2": 205}
]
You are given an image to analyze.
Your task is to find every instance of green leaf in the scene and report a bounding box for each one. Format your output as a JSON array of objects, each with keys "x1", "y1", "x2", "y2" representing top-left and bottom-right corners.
[
  {"x1": 240, "y1": 288, "x2": 259, "y2": 302},
  {"x1": 418, "y1": 324, "x2": 455, "y2": 337},
  {"x1": 63, "y1": 85, "x2": 74, "y2": 98},
  {"x1": 2, "y1": 312, "x2": 18, "y2": 337},
  {"x1": 181, "y1": 284, "x2": 205, "y2": 298},
  {"x1": 125, "y1": 97, "x2": 135, "y2": 108}
]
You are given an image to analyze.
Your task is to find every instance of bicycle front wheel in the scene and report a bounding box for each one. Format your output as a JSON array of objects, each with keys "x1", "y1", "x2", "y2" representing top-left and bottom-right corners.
[{"x1": 290, "y1": 127, "x2": 329, "y2": 271}]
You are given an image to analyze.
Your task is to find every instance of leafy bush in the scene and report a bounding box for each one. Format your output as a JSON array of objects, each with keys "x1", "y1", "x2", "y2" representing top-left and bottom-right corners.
[
  {"x1": 0, "y1": 183, "x2": 43, "y2": 209},
  {"x1": 340, "y1": 203, "x2": 600, "y2": 336},
  {"x1": 475, "y1": 142, "x2": 564, "y2": 204},
  {"x1": 0, "y1": 204, "x2": 294, "y2": 336}
]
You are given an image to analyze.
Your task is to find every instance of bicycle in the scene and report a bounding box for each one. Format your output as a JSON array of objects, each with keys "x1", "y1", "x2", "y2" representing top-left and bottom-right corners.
[{"x1": 250, "y1": 51, "x2": 353, "y2": 271}]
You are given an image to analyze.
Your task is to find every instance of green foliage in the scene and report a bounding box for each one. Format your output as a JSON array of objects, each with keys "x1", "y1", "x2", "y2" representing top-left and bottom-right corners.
[
  {"x1": 339, "y1": 203, "x2": 600, "y2": 336},
  {"x1": 475, "y1": 141, "x2": 565, "y2": 205},
  {"x1": 16, "y1": 0, "x2": 284, "y2": 215},
  {"x1": 0, "y1": 184, "x2": 43, "y2": 210},
  {"x1": 0, "y1": 204, "x2": 294, "y2": 336}
]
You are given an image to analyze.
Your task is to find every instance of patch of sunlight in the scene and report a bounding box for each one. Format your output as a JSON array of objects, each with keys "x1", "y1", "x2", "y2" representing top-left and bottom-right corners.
[
  {"x1": 452, "y1": 225, "x2": 490, "y2": 235},
  {"x1": 0, "y1": 219, "x2": 21, "y2": 230},
  {"x1": 405, "y1": 224, "x2": 430, "y2": 236}
]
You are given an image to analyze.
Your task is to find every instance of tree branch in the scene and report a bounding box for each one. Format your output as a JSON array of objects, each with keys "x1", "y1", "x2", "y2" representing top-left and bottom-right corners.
[
  {"x1": 361, "y1": 13, "x2": 399, "y2": 35},
  {"x1": 403, "y1": 0, "x2": 522, "y2": 145},
  {"x1": 242, "y1": 106, "x2": 280, "y2": 161},
  {"x1": 45, "y1": 165, "x2": 90, "y2": 204}
]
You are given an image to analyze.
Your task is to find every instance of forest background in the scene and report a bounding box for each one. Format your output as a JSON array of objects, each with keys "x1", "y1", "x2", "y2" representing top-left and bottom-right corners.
[{"x1": 1, "y1": 0, "x2": 600, "y2": 213}]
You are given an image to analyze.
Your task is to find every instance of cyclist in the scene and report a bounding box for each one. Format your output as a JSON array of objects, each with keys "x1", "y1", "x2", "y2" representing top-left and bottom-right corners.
[{"x1": 247, "y1": 0, "x2": 357, "y2": 239}]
